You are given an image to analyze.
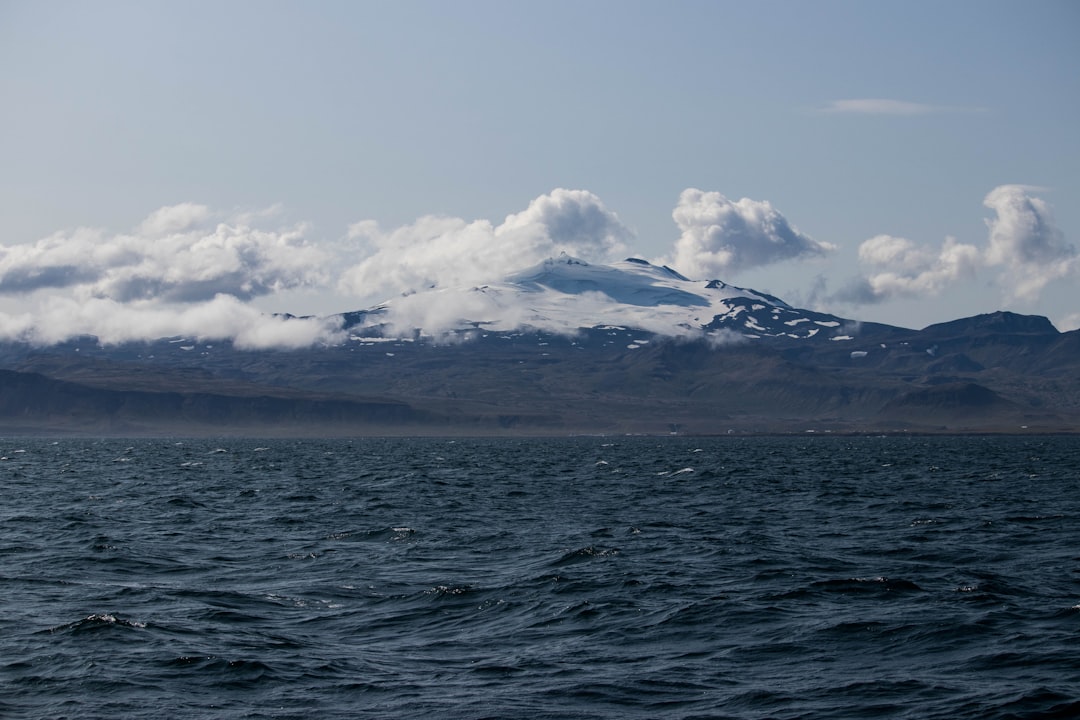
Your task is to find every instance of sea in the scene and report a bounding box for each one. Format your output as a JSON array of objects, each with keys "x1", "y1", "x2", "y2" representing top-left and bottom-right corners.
[{"x1": 1, "y1": 435, "x2": 1078, "y2": 719}]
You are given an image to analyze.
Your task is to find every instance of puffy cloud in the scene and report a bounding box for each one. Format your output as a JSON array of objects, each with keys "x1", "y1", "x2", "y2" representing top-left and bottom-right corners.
[
  {"x1": 839, "y1": 234, "x2": 981, "y2": 303},
  {"x1": 661, "y1": 189, "x2": 834, "y2": 279},
  {"x1": 0, "y1": 204, "x2": 338, "y2": 348},
  {"x1": 0, "y1": 295, "x2": 345, "y2": 349},
  {"x1": 5, "y1": 186, "x2": 1071, "y2": 347},
  {"x1": 983, "y1": 185, "x2": 1076, "y2": 301},
  {"x1": 837, "y1": 186, "x2": 1073, "y2": 306},
  {"x1": 0, "y1": 204, "x2": 329, "y2": 302},
  {"x1": 339, "y1": 189, "x2": 631, "y2": 298},
  {"x1": 0, "y1": 228, "x2": 113, "y2": 293}
]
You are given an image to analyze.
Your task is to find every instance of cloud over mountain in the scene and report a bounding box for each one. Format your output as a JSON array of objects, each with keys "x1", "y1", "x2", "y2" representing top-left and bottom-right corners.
[
  {"x1": 661, "y1": 189, "x2": 835, "y2": 279},
  {"x1": 837, "y1": 234, "x2": 981, "y2": 304},
  {"x1": 339, "y1": 189, "x2": 631, "y2": 299},
  {"x1": 0, "y1": 294, "x2": 344, "y2": 349},
  {"x1": 0, "y1": 185, "x2": 1071, "y2": 348}
]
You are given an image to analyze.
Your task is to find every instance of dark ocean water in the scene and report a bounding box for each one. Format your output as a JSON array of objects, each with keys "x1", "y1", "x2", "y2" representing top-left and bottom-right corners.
[{"x1": 2, "y1": 435, "x2": 1078, "y2": 719}]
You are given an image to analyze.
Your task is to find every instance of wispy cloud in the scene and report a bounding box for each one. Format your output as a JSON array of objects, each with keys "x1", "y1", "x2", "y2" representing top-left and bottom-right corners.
[{"x1": 819, "y1": 98, "x2": 976, "y2": 115}]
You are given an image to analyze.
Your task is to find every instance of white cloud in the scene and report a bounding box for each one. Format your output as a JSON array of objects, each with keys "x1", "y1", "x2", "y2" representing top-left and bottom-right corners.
[
  {"x1": 0, "y1": 228, "x2": 111, "y2": 293},
  {"x1": 375, "y1": 286, "x2": 540, "y2": 340},
  {"x1": 0, "y1": 204, "x2": 330, "y2": 302},
  {"x1": 983, "y1": 184, "x2": 1076, "y2": 301},
  {"x1": 837, "y1": 185, "x2": 1073, "y2": 306},
  {"x1": 339, "y1": 188, "x2": 631, "y2": 299},
  {"x1": 3, "y1": 186, "x2": 1071, "y2": 347},
  {"x1": 137, "y1": 202, "x2": 211, "y2": 237},
  {"x1": 838, "y1": 234, "x2": 980, "y2": 303},
  {"x1": 0, "y1": 204, "x2": 339, "y2": 348},
  {"x1": 366, "y1": 282, "x2": 731, "y2": 342},
  {"x1": 0, "y1": 294, "x2": 345, "y2": 349},
  {"x1": 660, "y1": 189, "x2": 834, "y2": 279}
]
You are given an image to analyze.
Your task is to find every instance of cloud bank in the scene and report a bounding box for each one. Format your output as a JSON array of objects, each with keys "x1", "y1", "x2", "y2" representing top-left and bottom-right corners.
[
  {"x1": 1, "y1": 294, "x2": 344, "y2": 350},
  {"x1": 1, "y1": 190, "x2": 637, "y2": 347},
  {"x1": 0, "y1": 205, "x2": 341, "y2": 348},
  {"x1": 0, "y1": 185, "x2": 1071, "y2": 347},
  {"x1": 660, "y1": 189, "x2": 835, "y2": 279},
  {"x1": 340, "y1": 187, "x2": 832, "y2": 339},
  {"x1": 0, "y1": 204, "x2": 328, "y2": 302},
  {"x1": 837, "y1": 185, "x2": 1074, "y2": 306}
]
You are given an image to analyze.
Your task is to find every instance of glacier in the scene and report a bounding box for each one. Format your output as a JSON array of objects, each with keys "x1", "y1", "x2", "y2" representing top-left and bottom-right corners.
[{"x1": 340, "y1": 253, "x2": 868, "y2": 343}]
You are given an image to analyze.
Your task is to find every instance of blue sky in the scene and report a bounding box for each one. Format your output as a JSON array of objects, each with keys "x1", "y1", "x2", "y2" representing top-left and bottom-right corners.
[{"x1": 1, "y1": 0, "x2": 1077, "y2": 344}]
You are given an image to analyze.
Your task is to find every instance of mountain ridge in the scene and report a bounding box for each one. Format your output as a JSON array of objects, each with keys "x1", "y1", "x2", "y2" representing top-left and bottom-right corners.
[{"x1": 1, "y1": 255, "x2": 1076, "y2": 435}]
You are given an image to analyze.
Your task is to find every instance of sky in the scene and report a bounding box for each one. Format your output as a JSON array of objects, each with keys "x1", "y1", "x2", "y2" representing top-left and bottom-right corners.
[{"x1": 1, "y1": 0, "x2": 1078, "y2": 347}]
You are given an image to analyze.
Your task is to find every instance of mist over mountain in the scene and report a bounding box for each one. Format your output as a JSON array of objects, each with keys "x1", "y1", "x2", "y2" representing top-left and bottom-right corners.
[{"x1": 2, "y1": 256, "x2": 1076, "y2": 436}]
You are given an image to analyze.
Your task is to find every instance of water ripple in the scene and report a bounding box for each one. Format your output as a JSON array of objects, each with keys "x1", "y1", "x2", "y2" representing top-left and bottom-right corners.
[{"x1": 1, "y1": 435, "x2": 1078, "y2": 719}]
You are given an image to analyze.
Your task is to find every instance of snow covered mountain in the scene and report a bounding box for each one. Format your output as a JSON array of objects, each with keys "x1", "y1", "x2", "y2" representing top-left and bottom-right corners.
[
  {"x1": 339, "y1": 254, "x2": 877, "y2": 342},
  {"x1": 3, "y1": 253, "x2": 1078, "y2": 435}
]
